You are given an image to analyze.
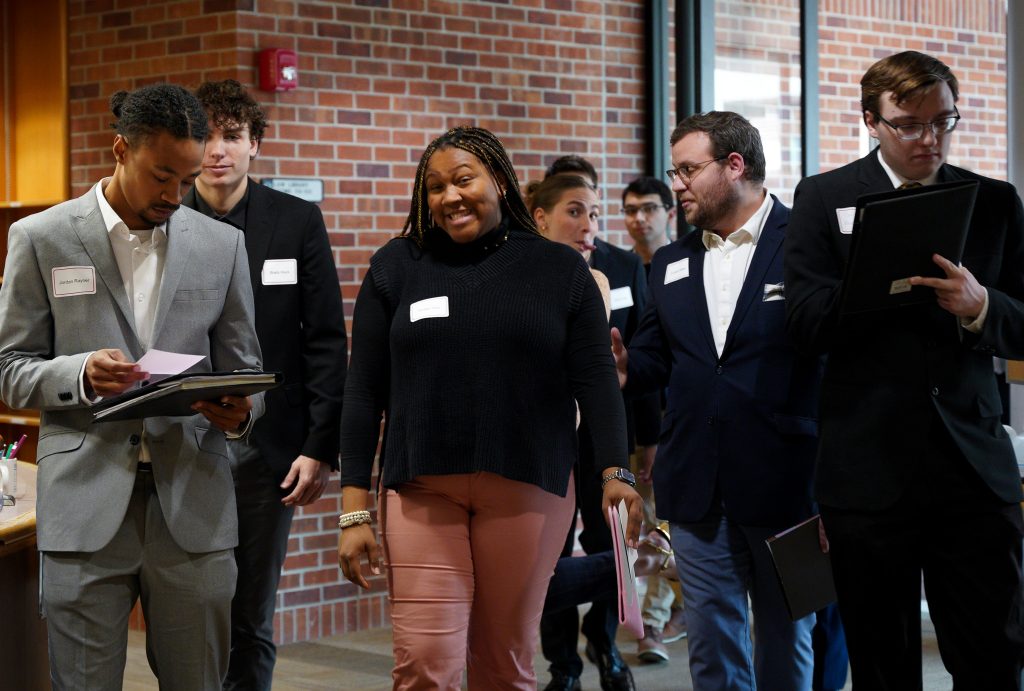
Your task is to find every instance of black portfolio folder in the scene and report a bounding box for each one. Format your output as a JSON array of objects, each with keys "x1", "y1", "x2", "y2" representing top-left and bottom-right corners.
[
  {"x1": 92, "y1": 371, "x2": 283, "y2": 422},
  {"x1": 765, "y1": 515, "x2": 837, "y2": 621},
  {"x1": 839, "y1": 179, "x2": 979, "y2": 315}
]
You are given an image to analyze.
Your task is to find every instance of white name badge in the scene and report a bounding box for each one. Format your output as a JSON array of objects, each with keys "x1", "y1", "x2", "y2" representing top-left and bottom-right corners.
[
  {"x1": 262, "y1": 259, "x2": 298, "y2": 285},
  {"x1": 836, "y1": 207, "x2": 856, "y2": 235},
  {"x1": 609, "y1": 286, "x2": 633, "y2": 311},
  {"x1": 51, "y1": 266, "x2": 96, "y2": 297},
  {"x1": 664, "y1": 258, "x2": 689, "y2": 285},
  {"x1": 410, "y1": 296, "x2": 450, "y2": 322}
]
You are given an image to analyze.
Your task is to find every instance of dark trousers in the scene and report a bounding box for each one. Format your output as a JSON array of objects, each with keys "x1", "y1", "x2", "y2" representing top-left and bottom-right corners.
[
  {"x1": 223, "y1": 445, "x2": 295, "y2": 691},
  {"x1": 821, "y1": 420, "x2": 1024, "y2": 691},
  {"x1": 545, "y1": 551, "x2": 617, "y2": 616},
  {"x1": 540, "y1": 460, "x2": 617, "y2": 676}
]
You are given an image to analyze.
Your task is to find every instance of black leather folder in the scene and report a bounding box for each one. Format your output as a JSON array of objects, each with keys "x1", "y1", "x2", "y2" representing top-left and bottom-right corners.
[
  {"x1": 92, "y1": 371, "x2": 282, "y2": 422},
  {"x1": 765, "y1": 514, "x2": 837, "y2": 621},
  {"x1": 839, "y1": 179, "x2": 979, "y2": 315}
]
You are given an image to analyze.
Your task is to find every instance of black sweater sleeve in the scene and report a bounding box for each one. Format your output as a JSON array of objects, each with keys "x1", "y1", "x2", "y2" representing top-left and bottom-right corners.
[
  {"x1": 338, "y1": 269, "x2": 391, "y2": 490},
  {"x1": 567, "y1": 263, "x2": 629, "y2": 475}
]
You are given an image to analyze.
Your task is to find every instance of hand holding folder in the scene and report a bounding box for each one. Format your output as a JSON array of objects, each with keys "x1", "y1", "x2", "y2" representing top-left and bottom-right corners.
[
  {"x1": 765, "y1": 514, "x2": 837, "y2": 621},
  {"x1": 92, "y1": 371, "x2": 282, "y2": 422},
  {"x1": 608, "y1": 500, "x2": 644, "y2": 638}
]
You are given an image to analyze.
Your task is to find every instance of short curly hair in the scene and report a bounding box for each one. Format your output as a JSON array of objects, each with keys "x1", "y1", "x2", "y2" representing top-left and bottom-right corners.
[{"x1": 194, "y1": 79, "x2": 268, "y2": 143}]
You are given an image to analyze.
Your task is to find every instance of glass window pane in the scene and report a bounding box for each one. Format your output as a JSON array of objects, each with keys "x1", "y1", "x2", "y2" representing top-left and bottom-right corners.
[{"x1": 714, "y1": 1, "x2": 803, "y2": 205}]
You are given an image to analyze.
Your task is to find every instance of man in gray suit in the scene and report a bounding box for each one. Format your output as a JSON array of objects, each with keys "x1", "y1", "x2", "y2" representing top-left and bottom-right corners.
[{"x1": 0, "y1": 84, "x2": 264, "y2": 690}]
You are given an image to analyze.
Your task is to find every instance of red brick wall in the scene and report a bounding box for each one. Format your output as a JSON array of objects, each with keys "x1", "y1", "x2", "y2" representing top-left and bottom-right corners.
[
  {"x1": 816, "y1": 0, "x2": 1007, "y2": 179},
  {"x1": 64, "y1": 0, "x2": 1008, "y2": 645}
]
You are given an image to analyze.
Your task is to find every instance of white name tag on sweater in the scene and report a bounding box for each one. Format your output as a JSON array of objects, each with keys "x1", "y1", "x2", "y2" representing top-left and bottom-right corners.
[
  {"x1": 609, "y1": 286, "x2": 633, "y2": 311},
  {"x1": 410, "y1": 296, "x2": 449, "y2": 322},
  {"x1": 52, "y1": 266, "x2": 96, "y2": 297},
  {"x1": 664, "y1": 258, "x2": 689, "y2": 284}
]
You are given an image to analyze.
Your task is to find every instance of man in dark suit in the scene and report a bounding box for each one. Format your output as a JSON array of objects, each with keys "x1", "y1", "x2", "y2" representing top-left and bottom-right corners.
[
  {"x1": 184, "y1": 80, "x2": 348, "y2": 690},
  {"x1": 539, "y1": 156, "x2": 654, "y2": 691},
  {"x1": 612, "y1": 111, "x2": 821, "y2": 689},
  {"x1": 785, "y1": 51, "x2": 1024, "y2": 689}
]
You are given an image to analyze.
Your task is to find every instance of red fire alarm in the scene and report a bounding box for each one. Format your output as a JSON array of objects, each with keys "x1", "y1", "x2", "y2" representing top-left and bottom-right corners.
[{"x1": 259, "y1": 48, "x2": 298, "y2": 92}]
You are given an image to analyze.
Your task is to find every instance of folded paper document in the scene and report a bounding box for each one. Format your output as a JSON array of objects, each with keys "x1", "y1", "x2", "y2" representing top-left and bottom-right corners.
[{"x1": 92, "y1": 371, "x2": 282, "y2": 422}]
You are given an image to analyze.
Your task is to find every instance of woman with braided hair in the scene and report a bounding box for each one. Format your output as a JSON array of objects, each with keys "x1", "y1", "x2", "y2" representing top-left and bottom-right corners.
[{"x1": 337, "y1": 126, "x2": 643, "y2": 689}]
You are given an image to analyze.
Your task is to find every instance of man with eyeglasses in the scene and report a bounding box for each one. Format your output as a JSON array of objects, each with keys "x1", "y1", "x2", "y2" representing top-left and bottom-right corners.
[
  {"x1": 612, "y1": 111, "x2": 823, "y2": 689},
  {"x1": 786, "y1": 50, "x2": 1024, "y2": 689}
]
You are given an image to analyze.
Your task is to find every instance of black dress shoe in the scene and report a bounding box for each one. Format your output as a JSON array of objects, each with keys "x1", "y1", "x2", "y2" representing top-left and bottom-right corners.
[
  {"x1": 543, "y1": 670, "x2": 582, "y2": 691},
  {"x1": 585, "y1": 640, "x2": 636, "y2": 691}
]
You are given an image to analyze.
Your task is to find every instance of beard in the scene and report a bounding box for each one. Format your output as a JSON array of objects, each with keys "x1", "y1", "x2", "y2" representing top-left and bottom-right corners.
[{"x1": 681, "y1": 173, "x2": 738, "y2": 231}]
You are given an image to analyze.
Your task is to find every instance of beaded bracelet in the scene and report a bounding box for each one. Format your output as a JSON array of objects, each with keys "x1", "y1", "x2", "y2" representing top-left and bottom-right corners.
[{"x1": 338, "y1": 510, "x2": 372, "y2": 530}]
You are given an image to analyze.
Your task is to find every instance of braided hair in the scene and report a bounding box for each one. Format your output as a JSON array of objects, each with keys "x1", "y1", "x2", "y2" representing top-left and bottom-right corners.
[
  {"x1": 402, "y1": 126, "x2": 537, "y2": 245},
  {"x1": 109, "y1": 83, "x2": 208, "y2": 147}
]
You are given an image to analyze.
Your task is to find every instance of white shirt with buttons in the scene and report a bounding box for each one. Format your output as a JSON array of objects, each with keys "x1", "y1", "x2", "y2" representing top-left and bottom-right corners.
[{"x1": 701, "y1": 192, "x2": 774, "y2": 357}]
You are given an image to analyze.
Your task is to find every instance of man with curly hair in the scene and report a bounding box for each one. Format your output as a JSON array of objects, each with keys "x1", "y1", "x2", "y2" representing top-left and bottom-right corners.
[{"x1": 184, "y1": 80, "x2": 347, "y2": 690}]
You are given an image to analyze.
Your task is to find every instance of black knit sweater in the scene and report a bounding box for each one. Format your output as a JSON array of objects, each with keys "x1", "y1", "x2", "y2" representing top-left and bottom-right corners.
[{"x1": 339, "y1": 224, "x2": 627, "y2": 497}]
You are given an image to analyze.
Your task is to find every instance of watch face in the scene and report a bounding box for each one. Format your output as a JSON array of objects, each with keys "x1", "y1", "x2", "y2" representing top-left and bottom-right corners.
[{"x1": 619, "y1": 468, "x2": 636, "y2": 485}]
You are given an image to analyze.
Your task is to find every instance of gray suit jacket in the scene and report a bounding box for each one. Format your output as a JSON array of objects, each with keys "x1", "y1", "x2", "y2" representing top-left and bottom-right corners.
[{"x1": 0, "y1": 184, "x2": 264, "y2": 553}]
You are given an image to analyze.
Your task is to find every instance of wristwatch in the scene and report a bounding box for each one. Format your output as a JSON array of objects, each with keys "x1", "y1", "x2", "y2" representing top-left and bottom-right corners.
[{"x1": 601, "y1": 467, "x2": 637, "y2": 488}]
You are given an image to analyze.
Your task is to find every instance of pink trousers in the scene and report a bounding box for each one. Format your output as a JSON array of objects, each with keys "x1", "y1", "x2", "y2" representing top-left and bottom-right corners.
[{"x1": 382, "y1": 471, "x2": 575, "y2": 690}]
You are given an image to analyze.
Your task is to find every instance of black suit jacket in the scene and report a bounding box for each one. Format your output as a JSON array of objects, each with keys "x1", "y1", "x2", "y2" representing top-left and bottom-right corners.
[
  {"x1": 627, "y1": 197, "x2": 820, "y2": 526},
  {"x1": 785, "y1": 149, "x2": 1024, "y2": 510},
  {"x1": 184, "y1": 180, "x2": 347, "y2": 479}
]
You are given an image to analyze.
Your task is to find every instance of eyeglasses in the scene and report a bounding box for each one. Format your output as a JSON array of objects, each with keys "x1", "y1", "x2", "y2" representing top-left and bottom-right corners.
[
  {"x1": 873, "y1": 107, "x2": 961, "y2": 141},
  {"x1": 666, "y1": 156, "x2": 727, "y2": 185},
  {"x1": 622, "y1": 202, "x2": 672, "y2": 217}
]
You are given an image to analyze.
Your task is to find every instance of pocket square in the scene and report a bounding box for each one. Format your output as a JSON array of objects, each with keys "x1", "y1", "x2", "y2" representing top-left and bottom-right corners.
[{"x1": 763, "y1": 282, "x2": 785, "y2": 302}]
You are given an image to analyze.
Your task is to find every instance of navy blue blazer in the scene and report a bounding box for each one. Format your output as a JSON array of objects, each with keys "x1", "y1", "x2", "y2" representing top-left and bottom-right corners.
[{"x1": 627, "y1": 196, "x2": 822, "y2": 527}]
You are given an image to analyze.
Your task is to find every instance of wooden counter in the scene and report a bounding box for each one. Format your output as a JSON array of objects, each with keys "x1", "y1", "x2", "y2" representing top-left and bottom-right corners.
[{"x1": 0, "y1": 461, "x2": 51, "y2": 690}]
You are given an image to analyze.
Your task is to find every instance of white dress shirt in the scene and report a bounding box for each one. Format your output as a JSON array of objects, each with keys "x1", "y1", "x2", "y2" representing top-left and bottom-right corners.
[{"x1": 702, "y1": 192, "x2": 774, "y2": 356}]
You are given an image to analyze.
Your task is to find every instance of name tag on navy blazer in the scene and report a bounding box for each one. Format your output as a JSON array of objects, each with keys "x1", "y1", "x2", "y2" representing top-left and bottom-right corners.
[
  {"x1": 609, "y1": 286, "x2": 633, "y2": 311},
  {"x1": 664, "y1": 258, "x2": 689, "y2": 284}
]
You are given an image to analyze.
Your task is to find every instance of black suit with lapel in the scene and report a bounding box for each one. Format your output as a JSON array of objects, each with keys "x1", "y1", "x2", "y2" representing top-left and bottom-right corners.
[
  {"x1": 183, "y1": 179, "x2": 347, "y2": 688},
  {"x1": 785, "y1": 148, "x2": 1024, "y2": 688}
]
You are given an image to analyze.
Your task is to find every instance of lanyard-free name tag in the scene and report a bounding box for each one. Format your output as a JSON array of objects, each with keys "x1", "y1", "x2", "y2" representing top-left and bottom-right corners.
[
  {"x1": 836, "y1": 207, "x2": 856, "y2": 235},
  {"x1": 664, "y1": 258, "x2": 689, "y2": 285},
  {"x1": 52, "y1": 266, "x2": 96, "y2": 297},
  {"x1": 262, "y1": 259, "x2": 298, "y2": 285},
  {"x1": 609, "y1": 286, "x2": 633, "y2": 311},
  {"x1": 410, "y1": 296, "x2": 449, "y2": 322}
]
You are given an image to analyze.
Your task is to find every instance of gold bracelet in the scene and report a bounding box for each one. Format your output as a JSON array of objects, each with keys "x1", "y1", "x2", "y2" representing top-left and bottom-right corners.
[{"x1": 338, "y1": 510, "x2": 372, "y2": 530}]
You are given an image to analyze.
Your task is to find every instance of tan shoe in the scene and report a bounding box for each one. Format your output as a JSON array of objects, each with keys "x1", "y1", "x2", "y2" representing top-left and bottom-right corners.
[
  {"x1": 637, "y1": 623, "x2": 670, "y2": 663},
  {"x1": 662, "y1": 607, "x2": 688, "y2": 643}
]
